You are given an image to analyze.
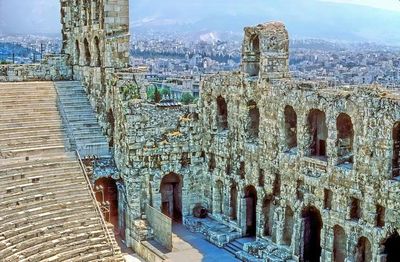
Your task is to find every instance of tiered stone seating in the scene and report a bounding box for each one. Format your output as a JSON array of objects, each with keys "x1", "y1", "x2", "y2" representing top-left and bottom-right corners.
[
  {"x1": 54, "y1": 81, "x2": 110, "y2": 157},
  {"x1": 0, "y1": 82, "x2": 123, "y2": 261}
]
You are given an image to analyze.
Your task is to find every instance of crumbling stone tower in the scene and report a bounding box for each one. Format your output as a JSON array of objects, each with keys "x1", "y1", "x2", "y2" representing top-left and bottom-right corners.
[
  {"x1": 61, "y1": 0, "x2": 130, "y2": 70},
  {"x1": 241, "y1": 22, "x2": 289, "y2": 79}
]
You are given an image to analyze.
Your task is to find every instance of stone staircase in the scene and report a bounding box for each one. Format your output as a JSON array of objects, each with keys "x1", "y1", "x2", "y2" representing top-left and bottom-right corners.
[
  {"x1": 54, "y1": 81, "x2": 110, "y2": 158},
  {"x1": 0, "y1": 82, "x2": 123, "y2": 261}
]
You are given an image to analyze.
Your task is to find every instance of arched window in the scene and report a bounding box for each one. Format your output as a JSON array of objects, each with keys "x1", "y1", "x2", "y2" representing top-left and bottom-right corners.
[
  {"x1": 284, "y1": 105, "x2": 297, "y2": 151},
  {"x1": 247, "y1": 100, "x2": 260, "y2": 141},
  {"x1": 216, "y1": 96, "x2": 228, "y2": 131},
  {"x1": 250, "y1": 35, "x2": 260, "y2": 53},
  {"x1": 307, "y1": 109, "x2": 328, "y2": 159},
  {"x1": 229, "y1": 184, "x2": 237, "y2": 220},
  {"x1": 333, "y1": 225, "x2": 346, "y2": 262},
  {"x1": 392, "y1": 122, "x2": 400, "y2": 178},
  {"x1": 93, "y1": 36, "x2": 101, "y2": 66},
  {"x1": 355, "y1": 237, "x2": 372, "y2": 262},
  {"x1": 75, "y1": 40, "x2": 80, "y2": 65},
  {"x1": 336, "y1": 113, "x2": 354, "y2": 165},
  {"x1": 84, "y1": 38, "x2": 91, "y2": 66}
]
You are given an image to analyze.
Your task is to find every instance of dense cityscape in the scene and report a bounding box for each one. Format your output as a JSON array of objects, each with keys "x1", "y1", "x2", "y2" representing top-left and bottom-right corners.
[{"x1": 1, "y1": 32, "x2": 399, "y2": 97}]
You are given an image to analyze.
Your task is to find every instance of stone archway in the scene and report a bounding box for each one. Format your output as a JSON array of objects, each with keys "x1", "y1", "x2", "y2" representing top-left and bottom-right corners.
[
  {"x1": 383, "y1": 232, "x2": 400, "y2": 262},
  {"x1": 160, "y1": 172, "x2": 182, "y2": 222},
  {"x1": 244, "y1": 185, "x2": 257, "y2": 237},
  {"x1": 94, "y1": 178, "x2": 119, "y2": 232},
  {"x1": 355, "y1": 236, "x2": 372, "y2": 262},
  {"x1": 333, "y1": 225, "x2": 346, "y2": 262},
  {"x1": 262, "y1": 194, "x2": 274, "y2": 237},
  {"x1": 301, "y1": 205, "x2": 323, "y2": 262}
]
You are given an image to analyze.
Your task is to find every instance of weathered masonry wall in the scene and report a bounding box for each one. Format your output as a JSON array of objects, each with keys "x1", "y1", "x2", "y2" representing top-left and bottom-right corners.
[
  {"x1": 200, "y1": 22, "x2": 400, "y2": 262},
  {"x1": 60, "y1": 0, "x2": 130, "y2": 132},
  {"x1": 145, "y1": 205, "x2": 172, "y2": 251},
  {"x1": 0, "y1": 54, "x2": 72, "y2": 82}
]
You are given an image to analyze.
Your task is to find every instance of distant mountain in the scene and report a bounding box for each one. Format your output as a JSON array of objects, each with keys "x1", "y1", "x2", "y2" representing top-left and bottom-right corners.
[
  {"x1": 0, "y1": 0, "x2": 399, "y2": 45},
  {"x1": 130, "y1": 0, "x2": 400, "y2": 46}
]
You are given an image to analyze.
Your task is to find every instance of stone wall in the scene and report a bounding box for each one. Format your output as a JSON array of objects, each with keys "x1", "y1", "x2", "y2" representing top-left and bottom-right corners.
[
  {"x1": 145, "y1": 205, "x2": 172, "y2": 251},
  {"x1": 200, "y1": 22, "x2": 400, "y2": 262},
  {"x1": 0, "y1": 54, "x2": 72, "y2": 82}
]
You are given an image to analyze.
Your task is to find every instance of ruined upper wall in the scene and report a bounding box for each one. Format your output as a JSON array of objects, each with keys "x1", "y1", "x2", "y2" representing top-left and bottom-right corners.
[
  {"x1": 61, "y1": 0, "x2": 130, "y2": 70},
  {"x1": 0, "y1": 54, "x2": 72, "y2": 82},
  {"x1": 241, "y1": 22, "x2": 290, "y2": 80}
]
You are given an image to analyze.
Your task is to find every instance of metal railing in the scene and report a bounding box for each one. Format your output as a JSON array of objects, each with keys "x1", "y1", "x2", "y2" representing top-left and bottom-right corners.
[{"x1": 76, "y1": 149, "x2": 117, "y2": 255}]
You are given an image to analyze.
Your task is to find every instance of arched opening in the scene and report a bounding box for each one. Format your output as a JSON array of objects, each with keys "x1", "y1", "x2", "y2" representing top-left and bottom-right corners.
[
  {"x1": 355, "y1": 237, "x2": 372, "y2": 262},
  {"x1": 215, "y1": 180, "x2": 224, "y2": 214},
  {"x1": 284, "y1": 105, "x2": 297, "y2": 152},
  {"x1": 107, "y1": 109, "x2": 115, "y2": 147},
  {"x1": 247, "y1": 100, "x2": 260, "y2": 141},
  {"x1": 336, "y1": 113, "x2": 354, "y2": 166},
  {"x1": 230, "y1": 183, "x2": 238, "y2": 220},
  {"x1": 250, "y1": 35, "x2": 260, "y2": 53},
  {"x1": 84, "y1": 38, "x2": 91, "y2": 66},
  {"x1": 216, "y1": 96, "x2": 228, "y2": 131},
  {"x1": 301, "y1": 206, "x2": 323, "y2": 262},
  {"x1": 160, "y1": 173, "x2": 182, "y2": 222},
  {"x1": 75, "y1": 40, "x2": 80, "y2": 65},
  {"x1": 383, "y1": 231, "x2": 400, "y2": 262},
  {"x1": 283, "y1": 206, "x2": 294, "y2": 246},
  {"x1": 244, "y1": 185, "x2": 257, "y2": 236},
  {"x1": 307, "y1": 109, "x2": 328, "y2": 159},
  {"x1": 94, "y1": 178, "x2": 119, "y2": 233},
  {"x1": 262, "y1": 194, "x2": 274, "y2": 237},
  {"x1": 392, "y1": 122, "x2": 400, "y2": 178},
  {"x1": 333, "y1": 225, "x2": 346, "y2": 262},
  {"x1": 93, "y1": 36, "x2": 101, "y2": 66}
]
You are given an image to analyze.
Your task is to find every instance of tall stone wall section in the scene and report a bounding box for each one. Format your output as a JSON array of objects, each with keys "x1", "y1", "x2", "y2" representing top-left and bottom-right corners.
[
  {"x1": 60, "y1": 0, "x2": 130, "y2": 131},
  {"x1": 200, "y1": 22, "x2": 400, "y2": 261}
]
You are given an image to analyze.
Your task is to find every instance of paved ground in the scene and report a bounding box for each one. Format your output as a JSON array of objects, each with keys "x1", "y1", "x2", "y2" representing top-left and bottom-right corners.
[{"x1": 166, "y1": 223, "x2": 240, "y2": 262}]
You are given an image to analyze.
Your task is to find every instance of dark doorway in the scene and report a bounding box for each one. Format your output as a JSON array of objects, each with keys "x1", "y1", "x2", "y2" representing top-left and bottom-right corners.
[
  {"x1": 355, "y1": 237, "x2": 372, "y2": 262},
  {"x1": 160, "y1": 173, "x2": 182, "y2": 223},
  {"x1": 244, "y1": 185, "x2": 257, "y2": 236},
  {"x1": 307, "y1": 109, "x2": 328, "y2": 159},
  {"x1": 230, "y1": 183, "x2": 238, "y2": 220},
  {"x1": 247, "y1": 100, "x2": 260, "y2": 140},
  {"x1": 94, "y1": 178, "x2": 119, "y2": 233},
  {"x1": 301, "y1": 206, "x2": 323, "y2": 262},
  {"x1": 333, "y1": 225, "x2": 346, "y2": 262},
  {"x1": 216, "y1": 96, "x2": 228, "y2": 131},
  {"x1": 383, "y1": 231, "x2": 400, "y2": 262},
  {"x1": 284, "y1": 105, "x2": 297, "y2": 150}
]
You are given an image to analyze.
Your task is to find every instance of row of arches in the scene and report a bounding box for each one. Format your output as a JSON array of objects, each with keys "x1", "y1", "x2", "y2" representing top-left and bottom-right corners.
[
  {"x1": 72, "y1": 0, "x2": 104, "y2": 28},
  {"x1": 217, "y1": 97, "x2": 400, "y2": 168},
  {"x1": 214, "y1": 181, "x2": 400, "y2": 261},
  {"x1": 74, "y1": 36, "x2": 102, "y2": 67}
]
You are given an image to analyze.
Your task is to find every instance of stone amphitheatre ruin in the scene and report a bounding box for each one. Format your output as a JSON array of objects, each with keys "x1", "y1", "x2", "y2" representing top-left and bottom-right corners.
[{"x1": 1, "y1": 0, "x2": 400, "y2": 262}]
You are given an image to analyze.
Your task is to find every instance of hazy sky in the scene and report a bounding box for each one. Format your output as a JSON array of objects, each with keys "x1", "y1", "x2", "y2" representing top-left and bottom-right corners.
[{"x1": 0, "y1": 0, "x2": 400, "y2": 44}]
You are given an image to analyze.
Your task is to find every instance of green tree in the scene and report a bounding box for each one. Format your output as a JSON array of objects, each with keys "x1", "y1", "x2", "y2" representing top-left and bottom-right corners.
[
  {"x1": 180, "y1": 92, "x2": 195, "y2": 105},
  {"x1": 154, "y1": 87, "x2": 162, "y2": 103}
]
